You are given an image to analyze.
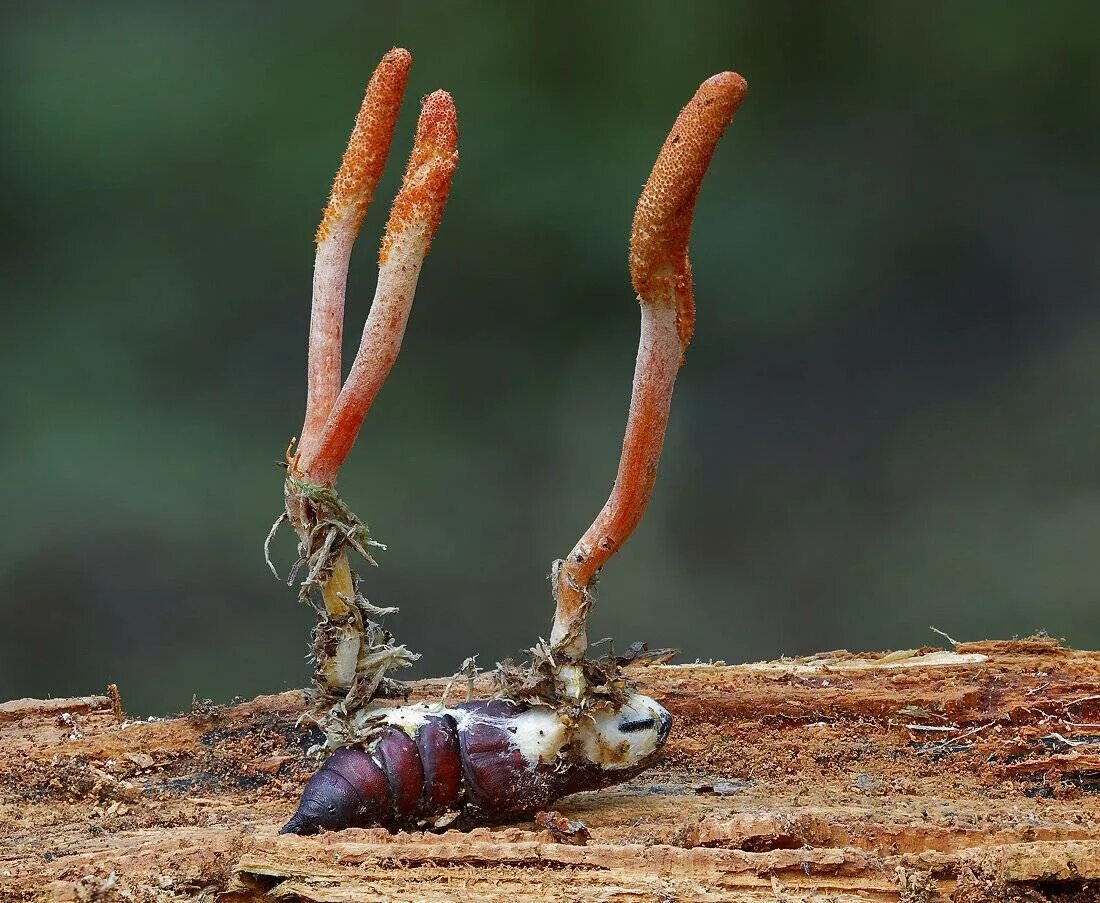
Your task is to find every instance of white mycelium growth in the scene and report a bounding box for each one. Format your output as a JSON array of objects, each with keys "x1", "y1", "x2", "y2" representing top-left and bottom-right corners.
[
  {"x1": 380, "y1": 703, "x2": 433, "y2": 735},
  {"x1": 342, "y1": 702, "x2": 567, "y2": 766},
  {"x1": 577, "y1": 694, "x2": 670, "y2": 769},
  {"x1": 339, "y1": 694, "x2": 667, "y2": 772},
  {"x1": 504, "y1": 707, "x2": 570, "y2": 765},
  {"x1": 556, "y1": 663, "x2": 587, "y2": 701}
]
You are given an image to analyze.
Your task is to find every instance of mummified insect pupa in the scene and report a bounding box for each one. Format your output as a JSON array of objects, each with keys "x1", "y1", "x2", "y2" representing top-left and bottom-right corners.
[{"x1": 282, "y1": 694, "x2": 671, "y2": 834}]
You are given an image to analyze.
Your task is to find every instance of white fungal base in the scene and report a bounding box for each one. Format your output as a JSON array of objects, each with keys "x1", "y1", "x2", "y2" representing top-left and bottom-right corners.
[
  {"x1": 507, "y1": 707, "x2": 570, "y2": 765},
  {"x1": 322, "y1": 627, "x2": 363, "y2": 688},
  {"x1": 556, "y1": 664, "x2": 587, "y2": 701}
]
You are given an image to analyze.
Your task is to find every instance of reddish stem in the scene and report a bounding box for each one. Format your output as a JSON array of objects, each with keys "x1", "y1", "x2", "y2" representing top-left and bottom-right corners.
[{"x1": 549, "y1": 72, "x2": 747, "y2": 659}]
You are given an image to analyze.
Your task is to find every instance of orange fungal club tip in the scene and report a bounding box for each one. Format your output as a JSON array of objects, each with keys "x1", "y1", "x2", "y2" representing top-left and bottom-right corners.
[
  {"x1": 379, "y1": 90, "x2": 459, "y2": 266},
  {"x1": 629, "y1": 71, "x2": 747, "y2": 351},
  {"x1": 315, "y1": 47, "x2": 412, "y2": 246}
]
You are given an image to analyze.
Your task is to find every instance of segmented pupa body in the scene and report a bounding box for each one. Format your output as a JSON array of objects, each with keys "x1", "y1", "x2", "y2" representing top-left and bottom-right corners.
[{"x1": 282, "y1": 694, "x2": 671, "y2": 834}]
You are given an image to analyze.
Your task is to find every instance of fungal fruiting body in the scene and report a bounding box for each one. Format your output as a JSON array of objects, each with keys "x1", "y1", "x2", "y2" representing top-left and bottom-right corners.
[
  {"x1": 280, "y1": 62, "x2": 744, "y2": 832},
  {"x1": 275, "y1": 48, "x2": 457, "y2": 703},
  {"x1": 282, "y1": 694, "x2": 671, "y2": 834},
  {"x1": 549, "y1": 72, "x2": 747, "y2": 661}
]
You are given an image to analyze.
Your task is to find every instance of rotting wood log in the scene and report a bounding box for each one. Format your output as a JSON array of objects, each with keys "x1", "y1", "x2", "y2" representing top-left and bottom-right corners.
[{"x1": 4, "y1": 637, "x2": 1100, "y2": 902}]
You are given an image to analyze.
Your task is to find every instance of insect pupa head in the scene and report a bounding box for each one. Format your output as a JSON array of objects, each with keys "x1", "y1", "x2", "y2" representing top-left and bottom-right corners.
[{"x1": 575, "y1": 693, "x2": 672, "y2": 774}]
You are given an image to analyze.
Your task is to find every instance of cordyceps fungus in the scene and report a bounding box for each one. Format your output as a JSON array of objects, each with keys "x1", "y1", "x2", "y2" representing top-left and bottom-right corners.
[
  {"x1": 280, "y1": 66, "x2": 746, "y2": 835},
  {"x1": 549, "y1": 72, "x2": 747, "y2": 663},
  {"x1": 269, "y1": 48, "x2": 458, "y2": 711}
]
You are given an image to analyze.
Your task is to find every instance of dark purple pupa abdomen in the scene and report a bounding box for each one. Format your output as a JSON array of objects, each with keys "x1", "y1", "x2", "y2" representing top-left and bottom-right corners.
[
  {"x1": 282, "y1": 713, "x2": 464, "y2": 834},
  {"x1": 453, "y1": 700, "x2": 559, "y2": 818},
  {"x1": 373, "y1": 727, "x2": 424, "y2": 821},
  {"x1": 281, "y1": 746, "x2": 389, "y2": 834},
  {"x1": 417, "y1": 713, "x2": 461, "y2": 817}
]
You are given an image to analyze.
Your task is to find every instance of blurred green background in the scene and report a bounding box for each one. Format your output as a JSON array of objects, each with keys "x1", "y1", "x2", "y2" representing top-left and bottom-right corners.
[{"x1": 2, "y1": 3, "x2": 1098, "y2": 715}]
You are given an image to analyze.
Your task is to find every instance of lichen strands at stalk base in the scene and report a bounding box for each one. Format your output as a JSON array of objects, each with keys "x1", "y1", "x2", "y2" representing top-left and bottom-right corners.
[
  {"x1": 304, "y1": 91, "x2": 458, "y2": 486},
  {"x1": 549, "y1": 72, "x2": 746, "y2": 660},
  {"x1": 299, "y1": 48, "x2": 411, "y2": 467}
]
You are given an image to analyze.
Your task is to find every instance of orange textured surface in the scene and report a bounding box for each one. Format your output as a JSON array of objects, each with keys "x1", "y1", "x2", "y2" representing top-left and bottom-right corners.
[
  {"x1": 378, "y1": 90, "x2": 458, "y2": 265},
  {"x1": 313, "y1": 48, "x2": 411, "y2": 246},
  {"x1": 629, "y1": 72, "x2": 747, "y2": 351},
  {"x1": 297, "y1": 91, "x2": 458, "y2": 485}
]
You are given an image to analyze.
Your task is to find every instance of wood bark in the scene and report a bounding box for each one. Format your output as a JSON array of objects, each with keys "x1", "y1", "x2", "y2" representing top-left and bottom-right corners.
[{"x1": 4, "y1": 638, "x2": 1100, "y2": 901}]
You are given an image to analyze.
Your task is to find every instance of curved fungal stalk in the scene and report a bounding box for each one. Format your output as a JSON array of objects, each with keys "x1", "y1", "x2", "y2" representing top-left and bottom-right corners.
[
  {"x1": 549, "y1": 72, "x2": 747, "y2": 660},
  {"x1": 280, "y1": 52, "x2": 458, "y2": 700}
]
